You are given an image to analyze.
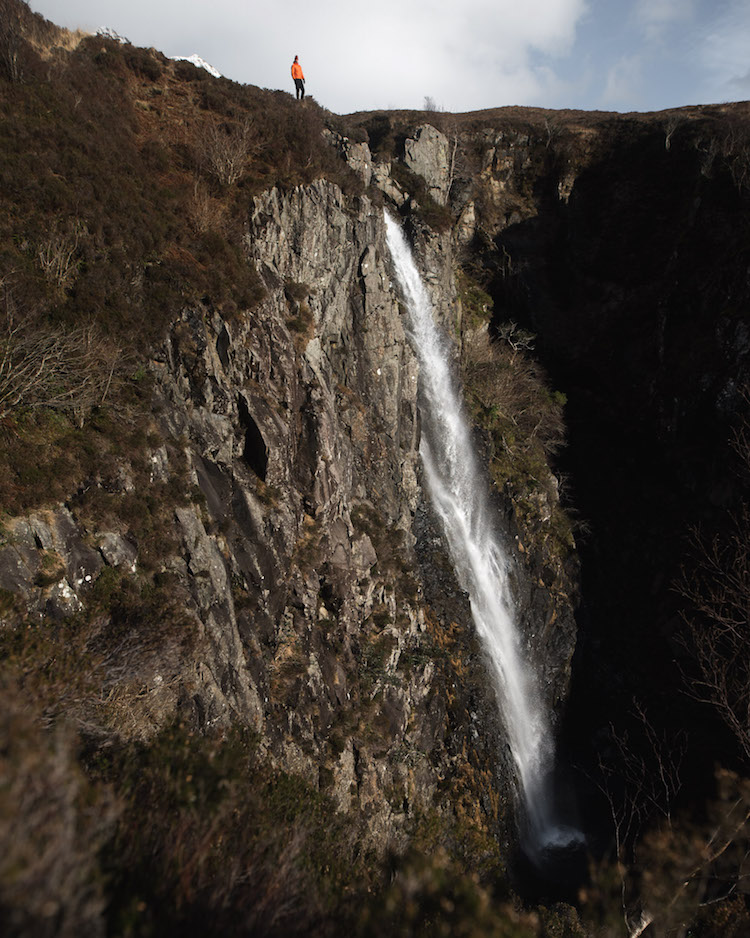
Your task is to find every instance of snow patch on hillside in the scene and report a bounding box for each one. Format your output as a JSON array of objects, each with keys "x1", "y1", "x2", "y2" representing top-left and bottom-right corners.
[
  {"x1": 96, "y1": 27, "x2": 129, "y2": 43},
  {"x1": 170, "y1": 54, "x2": 222, "y2": 78},
  {"x1": 94, "y1": 30, "x2": 222, "y2": 80}
]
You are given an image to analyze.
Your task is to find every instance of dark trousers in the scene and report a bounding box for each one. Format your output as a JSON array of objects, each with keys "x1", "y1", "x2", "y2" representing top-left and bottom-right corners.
[{"x1": 294, "y1": 78, "x2": 305, "y2": 100}]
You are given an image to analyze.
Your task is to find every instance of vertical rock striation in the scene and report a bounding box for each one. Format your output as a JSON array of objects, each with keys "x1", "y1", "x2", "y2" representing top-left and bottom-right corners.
[
  {"x1": 0, "y1": 151, "x2": 579, "y2": 858},
  {"x1": 147, "y1": 179, "x2": 514, "y2": 853}
]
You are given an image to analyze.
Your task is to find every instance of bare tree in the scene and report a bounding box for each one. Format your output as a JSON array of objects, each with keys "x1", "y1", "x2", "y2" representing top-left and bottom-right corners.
[
  {"x1": 0, "y1": 0, "x2": 26, "y2": 82},
  {"x1": 497, "y1": 320, "x2": 536, "y2": 358},
  {"x1": 678, "y1": 506, "x2": 750, "y2": 762},
  {"x1": 590, "y1": 704, "x2": 686, "y2": 937},
  {"x1": 0, "y1": 287, "x2": 124, "y2": 423},
  {"x1": 544, "y1": 116, "x2": 561, "y2": 149},
  {"x1": 199, "y1": 118, "x2": 259, "y2": 186},
  {"x1": 677, "y1": 405, "x2": 750, "y2": 762},
  {"x1": 663, "y1": 115, "x2": 681, "y2": 151},
  {"x1": 721, "y1": 126, "x2": 750, "y2": 191},
  {"x1": 696, "y1": 136, "x2": 721, "y2": 178},
  {"x1": 36, "y1": 219, "x2": 85, "y2": 295}
]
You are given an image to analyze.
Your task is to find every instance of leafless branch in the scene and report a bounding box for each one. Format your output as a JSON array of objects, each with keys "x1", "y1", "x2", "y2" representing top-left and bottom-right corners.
[
  {"x1": 0, "y1": 0, "x2": 25, "y2": 82},
  {"x1": 198, "y1": 118, "x2": 260, "y2": 186},
  {"x1": 37, "y1": 219, "x2": 85, "y2": 294},
  {"x1": 0, "y1": 288, "x2": 127, "y2": 423}
]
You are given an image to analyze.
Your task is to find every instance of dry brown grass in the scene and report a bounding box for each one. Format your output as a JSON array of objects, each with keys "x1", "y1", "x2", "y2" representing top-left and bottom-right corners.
[
  {"x1": 187, "y1": 179, "x2": 227, "y2": 233},
  {"x1": 36, "y1": 27, "x2": 90, "y2": 56}
]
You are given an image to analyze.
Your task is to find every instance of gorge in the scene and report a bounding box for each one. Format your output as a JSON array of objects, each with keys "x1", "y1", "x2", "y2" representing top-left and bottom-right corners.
[{"x1": 2, "y1": 3, "x2": 750, "y2": 936}]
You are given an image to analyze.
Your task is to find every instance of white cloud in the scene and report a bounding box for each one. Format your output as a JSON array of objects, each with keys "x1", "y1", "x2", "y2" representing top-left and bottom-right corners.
[
  {"x1": 699, "y1": 0, "x2": 750, "y2": 101},
  {"x1": 30, "y1": 0, "x2": 588, "y2": 112},
  {"x1": 266, "y1": 0, "x2": 589, "y2": 111},
  {"x1": 602, "y1": 53, "x2": 643, "y2": 107},
  {"x1": 635, "y1": 0, "x2": 695, "y2": 41}
]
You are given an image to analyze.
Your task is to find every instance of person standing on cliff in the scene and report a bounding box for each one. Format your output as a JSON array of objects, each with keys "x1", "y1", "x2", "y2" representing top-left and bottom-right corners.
[{"x1": 291, "y1": 55, "x2": 305, "y2": 100}]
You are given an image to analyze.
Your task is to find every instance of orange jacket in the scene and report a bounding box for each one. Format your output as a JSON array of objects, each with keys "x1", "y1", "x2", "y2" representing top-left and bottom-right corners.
[{"x1": 291, "y1": 61, "x2": 304, "y2": 80}]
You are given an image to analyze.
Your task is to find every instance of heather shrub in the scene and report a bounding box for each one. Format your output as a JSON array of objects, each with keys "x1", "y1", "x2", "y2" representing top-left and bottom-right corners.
[
  {"x1": 358, "y1": 847, "x2": 538, "y2": 938},
  {"x1": 96, "y1": 724, "x2": 370, "y2": 937},
  {"x1": 123, "y1": 46, "x2": 163, "y2": 82},
  {"x1": 0, "y1": 35, "x2": 267, "y2": 363},
  {"x1": 0, "y1": 687, "x2": 115, "y2": 938},
  {"x1": 174, "y1": 58, "x2": 209, "y2": 82},
  {"x1": 457, "y1": 269, "x2": 493, "y2": 330},
  {"x1": 390, "y1": 161, "x2": 452, "y2": 231}
]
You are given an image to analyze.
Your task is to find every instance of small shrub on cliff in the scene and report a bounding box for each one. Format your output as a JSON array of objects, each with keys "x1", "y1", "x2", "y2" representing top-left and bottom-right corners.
[
  {"x1": 359, "y1": 630, "x2": 397, "y2": 694},
  {"x1": 457, "y1": 269, "x2": 493, "y2": 332},
  {"x1": 390, "y1": 161, "x2": 452, "y2": 232},
  {"x1": 284, "y1": 279, "x2": 314, "y2": 336},
  {"x1": 460, "y1": 324, "x2": 573, "y2": 554},
  {"x1": 461, "y1": 326, "x2": 566, "y2": 474}
]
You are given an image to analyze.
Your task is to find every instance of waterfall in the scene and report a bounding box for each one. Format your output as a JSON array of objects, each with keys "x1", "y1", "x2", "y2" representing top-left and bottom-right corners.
[{"x1": 384, "y1": 213, "x2": 580, "y2": 855}]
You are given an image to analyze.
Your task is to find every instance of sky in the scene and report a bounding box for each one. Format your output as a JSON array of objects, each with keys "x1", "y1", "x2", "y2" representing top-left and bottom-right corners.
[{"x1": 29, "y1": 0, "x2": 750, "y2": 115}]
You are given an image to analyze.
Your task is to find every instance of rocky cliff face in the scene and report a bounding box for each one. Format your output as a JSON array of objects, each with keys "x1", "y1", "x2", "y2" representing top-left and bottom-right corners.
[
  {"x1": 146, "y1": 155, "x2": 579, "y2": 851},
  {"x1": 0, "y1": 120, "x2": 581, "y2": 866},
  {"x1": 152, "y1": 181, "x2": 437, "y2": 846},
  {"x1": 6, "y1": 8, "x2": 750, "y2": 930}
]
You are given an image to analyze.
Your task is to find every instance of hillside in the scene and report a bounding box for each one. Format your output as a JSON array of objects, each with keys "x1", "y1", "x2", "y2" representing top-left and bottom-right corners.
[{"x1": 3, "y1": 1, "x2": 750, "y2": 936}]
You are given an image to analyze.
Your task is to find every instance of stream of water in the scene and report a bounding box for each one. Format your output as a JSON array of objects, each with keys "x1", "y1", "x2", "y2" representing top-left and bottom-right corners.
[{"x1": 384, "y1": 213, "x2": 582, "y2": 858}]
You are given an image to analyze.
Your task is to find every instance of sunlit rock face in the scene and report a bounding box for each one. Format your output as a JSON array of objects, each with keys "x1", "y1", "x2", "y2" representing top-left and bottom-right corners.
[
  {"x1": 0, "y1": 129, "x2": 580, "y2": 857},
  {"x1": 404, "y1": 124, "x2": 452, "y2": 206}
]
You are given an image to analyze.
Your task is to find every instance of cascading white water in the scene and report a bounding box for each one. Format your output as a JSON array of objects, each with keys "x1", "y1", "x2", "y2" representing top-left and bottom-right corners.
[{"x1": 385, "y1": 213, "x2": 580, "y2": 854}]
